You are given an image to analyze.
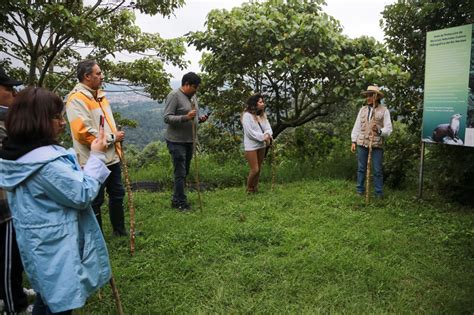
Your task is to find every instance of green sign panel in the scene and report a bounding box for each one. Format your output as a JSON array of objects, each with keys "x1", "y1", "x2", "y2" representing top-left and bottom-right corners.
[{"x1": 422, "y1": 24, "x2": 474, "y2": 146}]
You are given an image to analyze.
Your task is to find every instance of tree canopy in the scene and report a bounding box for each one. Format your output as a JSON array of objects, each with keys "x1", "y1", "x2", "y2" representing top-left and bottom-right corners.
[
  {"x1": 381, "y1": 0, "x2": 473, "y2": 129},
  {"x1": 0, "y1": 0, "x2": 187, "y2": 100},
  {"x1": 189, "y1": 0, "x2": 408, "y2": 139}
]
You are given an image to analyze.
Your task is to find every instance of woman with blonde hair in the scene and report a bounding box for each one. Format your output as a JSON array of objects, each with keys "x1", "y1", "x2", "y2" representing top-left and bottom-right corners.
[{"x1": 241, "y1": 93, "x2": 273, "y2": 193}]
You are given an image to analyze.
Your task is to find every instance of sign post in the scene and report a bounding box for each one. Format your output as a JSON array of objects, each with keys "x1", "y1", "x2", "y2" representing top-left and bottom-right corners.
[
  {"x1": 422, "y1": 24, "x2": 473, "y2": 146},
  {"x1": 419, "y1": 24, "x2": 473, "y2": 198}
]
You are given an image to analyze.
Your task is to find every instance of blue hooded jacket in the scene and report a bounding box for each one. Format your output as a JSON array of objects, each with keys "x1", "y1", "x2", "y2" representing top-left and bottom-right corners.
[{"x1": 0, "y1": 145, "x2": 111, "y2": 312}]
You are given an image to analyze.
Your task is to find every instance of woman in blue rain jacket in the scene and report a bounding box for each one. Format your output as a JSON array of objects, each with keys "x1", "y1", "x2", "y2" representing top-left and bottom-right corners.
[{"x1": 0, "y1": 87, "x2": 111, "y2": 314}]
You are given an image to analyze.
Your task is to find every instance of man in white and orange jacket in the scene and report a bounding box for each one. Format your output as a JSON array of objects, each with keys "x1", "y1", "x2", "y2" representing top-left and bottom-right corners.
[{"x1": 66, "y1": 59, "x2": 127, "y2": 236}]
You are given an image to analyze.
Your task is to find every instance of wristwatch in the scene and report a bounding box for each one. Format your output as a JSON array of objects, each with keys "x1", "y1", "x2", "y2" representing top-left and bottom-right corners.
[{"x1": 107, "y1": 133, "x2": 115, "y2": 145}]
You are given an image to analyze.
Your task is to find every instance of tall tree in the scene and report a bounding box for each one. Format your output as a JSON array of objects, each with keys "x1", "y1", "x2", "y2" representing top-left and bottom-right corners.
[
  {"x1": 189, "y1": 0, "x2": 408, "y2": 139},
  {"x1": 382, "y1": 0, "x2": 474, "y2": 202},
  {"x1": 381, "y1": 0, "x2": 473, "y2": 130},
  {"x1": 0, "y1": 0, "x2": 188, "y2": 100}
]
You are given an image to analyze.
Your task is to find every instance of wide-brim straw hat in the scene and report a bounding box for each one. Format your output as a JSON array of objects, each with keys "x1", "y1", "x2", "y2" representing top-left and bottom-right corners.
[{"x1": 361, "y1": 85, "x2": 384, "y2": 98}]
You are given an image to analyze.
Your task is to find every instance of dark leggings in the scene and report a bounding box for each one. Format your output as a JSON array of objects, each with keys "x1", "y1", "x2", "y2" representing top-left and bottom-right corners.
[{"x1": 0, "y1": 220, "x2": 27, "y2": 314}]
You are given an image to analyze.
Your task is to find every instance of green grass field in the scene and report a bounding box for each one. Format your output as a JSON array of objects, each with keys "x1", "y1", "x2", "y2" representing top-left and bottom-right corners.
[{"x1": 81, "y1": 179, "x2": 473, "y2": 314}]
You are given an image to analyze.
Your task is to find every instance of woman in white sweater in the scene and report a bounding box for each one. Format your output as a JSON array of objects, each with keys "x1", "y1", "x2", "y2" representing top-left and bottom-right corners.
[{"x1": 241, "y1": 93, "x2": 273, "y2": 193}]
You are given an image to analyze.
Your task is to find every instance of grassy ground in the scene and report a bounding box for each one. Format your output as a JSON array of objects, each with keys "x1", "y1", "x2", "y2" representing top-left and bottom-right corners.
[{"x1": 81, "y1": 179, "x2": 473, "y2": 314}]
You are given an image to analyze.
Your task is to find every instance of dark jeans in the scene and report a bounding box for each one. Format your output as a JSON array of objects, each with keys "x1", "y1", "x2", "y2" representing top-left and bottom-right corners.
[
  {"x1": 32, "y1": 294, "x2": 71, "y2": 315},
  {"x1": 166, "y1": 141, "x2": 193, "y2": 204},
  {"x1": 92, "y1": 162, "x2": 126, "y2": 234},
  {"x1": 0, "y1": 220, "x2": 27, "y2": 314},
  {"x1": 356, "y1": 145, "x2": 384, "y2": 196}
]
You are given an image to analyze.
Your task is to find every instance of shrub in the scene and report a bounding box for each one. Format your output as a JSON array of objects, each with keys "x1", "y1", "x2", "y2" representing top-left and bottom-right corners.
[
  {"x1": 278, "y1": 125, "x2": 338, "y2": 163},
  {"x1": 424, "y1": 143, "x2": 474, "y2": 205},
  {"x1": 198, "y1": 123, "x2": 241, "y2": 160},
  {"x1": 383, "y1": 121, "x2": 420, "y2": 189},
  {"x1": 126, "y1": 141, "x2": 169, "y2": 169}
]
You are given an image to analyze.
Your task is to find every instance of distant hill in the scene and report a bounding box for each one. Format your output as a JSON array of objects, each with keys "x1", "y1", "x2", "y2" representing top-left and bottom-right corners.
[
  {"x1": 115, "y1": 100, "x2": 166, "y2": 148},
  {"x1": 101, "y1": 83, "x2": 166, "y2": 148}
]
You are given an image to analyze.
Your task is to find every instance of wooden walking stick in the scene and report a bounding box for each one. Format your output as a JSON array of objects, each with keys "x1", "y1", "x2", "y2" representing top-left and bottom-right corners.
[
  {"x1": 270, "y1": 142, "x2": 277, "y2": 191},
  {"x1": 97, "y1": 106, "x2": 137, "y2": 254},
  {"x1": 94, "y1": 120, "x2": 124, "y2": 313},
  {"x1": 258, "y1": 120, "x2": 274, "y2": 192},
  {"x1": 109, "y1": 277, "x2": 124, "y2": 315},
  {"x1": 365, "y1": 133, "x2": 373, "y2": 205},
  {"x1": 190, "y1": 99, "x2": 203, "y2": 211},
  {"x1": 117, "y1": 125, "x2": 137, "y2": 256},
  {"x1": 365, "y1": 94, "x2": 377, "y2": 205}
]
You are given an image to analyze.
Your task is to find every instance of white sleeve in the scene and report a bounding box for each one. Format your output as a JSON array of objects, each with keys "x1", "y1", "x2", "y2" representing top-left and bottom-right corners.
[
  {"x1": 242, "y1": 113, "x2": 265, "y2": 142},
  {"x1": 351, "y1": 109, "x2": 362, "y2": 142},
  {"x1": 380, "y1": 109, "x2": 393, "y2": 137}
]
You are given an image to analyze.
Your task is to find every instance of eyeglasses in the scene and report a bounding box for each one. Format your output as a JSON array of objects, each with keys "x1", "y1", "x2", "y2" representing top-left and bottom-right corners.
[{"x1": 53, "y1": 112, "x2": 66, "y2": 121}]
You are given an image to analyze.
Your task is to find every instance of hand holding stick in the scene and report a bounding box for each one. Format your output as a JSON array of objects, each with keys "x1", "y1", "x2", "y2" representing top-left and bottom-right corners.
[
  {"x1": 94, "y1": 117, "x2": 125, "y2": 313},
  {"x1": 190, "y1": 101, "x2": 203, "y2": 211}
]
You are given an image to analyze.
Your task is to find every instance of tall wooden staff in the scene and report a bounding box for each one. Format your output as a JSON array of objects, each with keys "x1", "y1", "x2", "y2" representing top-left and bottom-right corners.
[
  {"x1": 365, "y1": 94, "x2": 377, "y2": 205},
  {"x1": 109, "y1": 277, "x2": 124, "y2": 315},
  {"x1": 270, "y1": 142, "x2": 277, "y2": 191},
  {"x1": 96, "y1": 122, "x2": 125, "y2": 314},
  {"x1": 116, "y1": 125, "x2": 136, "y2": 255},
  {"x1": 190, "y1": 99, "x2": 203, "y2": 211}
]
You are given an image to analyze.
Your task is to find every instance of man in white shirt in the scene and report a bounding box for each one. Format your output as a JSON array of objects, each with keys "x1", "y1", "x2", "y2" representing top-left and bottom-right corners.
[{"x1": 351, "y1": 85, "x2": 393, "y2": 198}]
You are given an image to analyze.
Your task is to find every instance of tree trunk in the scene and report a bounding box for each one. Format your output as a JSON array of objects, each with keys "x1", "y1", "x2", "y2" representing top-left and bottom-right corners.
[{"x1": 28, "y1": 56, "x2": 38, "y2": 86}]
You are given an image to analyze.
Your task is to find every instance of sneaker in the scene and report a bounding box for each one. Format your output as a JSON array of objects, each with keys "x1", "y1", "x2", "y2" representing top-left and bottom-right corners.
[
  {"x1": 1, "y1": 299, "x2": 33, "y2": 314},
  {"x1": 20, "y1": 304, "x2": 34, "y2": 314},
  {"x1": 23, "y1": 288, "x2": 36, "y2": 298},
  {"x1": 356, "y1": 191, "x2": 364, "y2": 196}
]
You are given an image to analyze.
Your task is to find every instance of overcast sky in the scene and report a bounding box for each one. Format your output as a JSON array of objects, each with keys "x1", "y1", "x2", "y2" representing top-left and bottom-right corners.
[{"x1": 128, "y1": 0, "x2": 396, "y2": 81}]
